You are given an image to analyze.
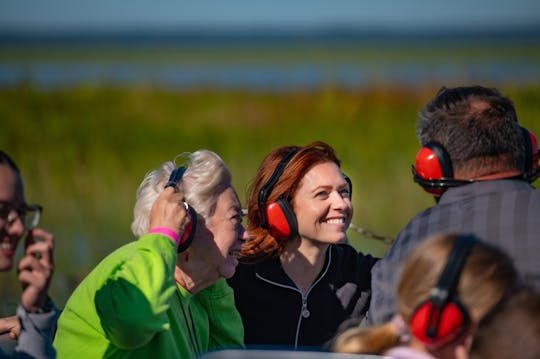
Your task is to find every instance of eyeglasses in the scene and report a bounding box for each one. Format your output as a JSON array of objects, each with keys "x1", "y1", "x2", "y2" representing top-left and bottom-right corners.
[{"x1": 0, "y1": 201, "x2": 42, "y2": 230}]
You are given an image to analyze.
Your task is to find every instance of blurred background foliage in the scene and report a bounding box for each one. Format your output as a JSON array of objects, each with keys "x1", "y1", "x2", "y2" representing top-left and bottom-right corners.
[{"x1": 1, "y1": 38, "x2": 540, "y2": 309}]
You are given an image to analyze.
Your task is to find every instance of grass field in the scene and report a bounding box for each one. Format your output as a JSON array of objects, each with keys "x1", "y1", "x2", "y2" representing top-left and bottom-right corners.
[{"x1": 1, "y1": 39, "x2": 540, "y2": 308}]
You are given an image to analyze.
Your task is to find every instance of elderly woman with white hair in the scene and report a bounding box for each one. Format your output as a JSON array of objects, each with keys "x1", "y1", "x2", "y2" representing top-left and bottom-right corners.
[{"x1": 54, "y1": 150, "x2": 247, "y2": 359}]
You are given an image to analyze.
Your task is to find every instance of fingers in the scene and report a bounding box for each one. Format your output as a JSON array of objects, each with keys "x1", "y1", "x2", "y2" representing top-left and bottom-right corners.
[
  {"x1": 18, "y1": 228, "x2": 54, "y2": 312},
  {"x1": 0, "y1": 316, "x2": 18, "y2": 337},
  {"x1": 148, "y1": 187, "x2": 190, "y2": 237},
  {"x1": 23, "y1": 228, "x2": 54, "y2": 266}
]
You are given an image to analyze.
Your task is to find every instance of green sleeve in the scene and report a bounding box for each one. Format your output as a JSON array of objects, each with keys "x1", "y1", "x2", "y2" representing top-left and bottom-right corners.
[
  {"x1": 196, "y1": 278, "x2": 245, "y2": 350},
  {"x1": 94, "y1": 234, "x2": 177, "y2": 350}
]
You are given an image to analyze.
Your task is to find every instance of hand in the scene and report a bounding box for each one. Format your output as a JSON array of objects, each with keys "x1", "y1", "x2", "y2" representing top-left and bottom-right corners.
[
  {"x1": 149, "y1": 187, "x2": 190, "y2": 238},
  {"x1": 18, "y1": 228, "x2": 54, "y2": 313},
  {"x1": 0, "y1": 315, "x2": 19, "y2": 340}
]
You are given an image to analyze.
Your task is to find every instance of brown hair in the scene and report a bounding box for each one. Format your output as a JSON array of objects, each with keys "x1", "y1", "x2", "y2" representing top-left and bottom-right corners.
[
  {"x1": 241, "y1": 141, "x2": 341, "y2": 259},
  {"x1": 333, "y1": 232, "x2": 518, "y2": 355},
  {"x1": 397, "y1": 233, "x2": 517, "y2": 324},
  {"x1": 470, "y1": 289, "x2": 540, "y2": 359}
]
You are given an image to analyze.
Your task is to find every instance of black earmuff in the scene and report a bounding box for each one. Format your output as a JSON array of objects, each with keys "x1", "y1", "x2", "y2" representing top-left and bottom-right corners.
[
  {"x1": 412, "y1": 127, "x2": 540, "y2": 195},
  {"x1": 258, "y1": 149, "x2": 299, "y2": 241},
  {"x1": 409, "y1": 234, "x2": 477, "y2": 348},
  {"x1": 165, "y1": 166, "x2": 197, "y2": 253}
]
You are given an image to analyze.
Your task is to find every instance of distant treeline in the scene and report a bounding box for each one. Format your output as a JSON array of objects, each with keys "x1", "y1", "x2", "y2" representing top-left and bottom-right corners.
[{"x1": 1, "y1": 25, "x2": 540, "y2": 47}]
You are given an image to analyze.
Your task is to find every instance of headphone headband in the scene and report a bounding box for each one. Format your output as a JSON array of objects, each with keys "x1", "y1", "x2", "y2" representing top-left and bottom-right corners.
[
  {"x1": 165, "y1": 166, "x2": 197, "y2": 253},
  {"x1": 258, "y1": 149, "x2": 299, "y2": 229}
]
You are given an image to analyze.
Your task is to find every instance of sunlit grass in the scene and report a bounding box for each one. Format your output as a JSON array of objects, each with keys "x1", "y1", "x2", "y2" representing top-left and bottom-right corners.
[{"x1": 1, "y1": 83, "x2": 539, "y2": 308}]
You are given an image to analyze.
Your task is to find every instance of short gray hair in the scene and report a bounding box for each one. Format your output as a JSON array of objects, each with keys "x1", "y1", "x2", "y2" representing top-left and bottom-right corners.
[{"x1": 131, "y1": 150, "x2": 232, "y2": 237}]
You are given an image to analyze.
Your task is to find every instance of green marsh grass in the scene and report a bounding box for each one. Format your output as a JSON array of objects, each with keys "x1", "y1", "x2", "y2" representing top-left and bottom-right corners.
[{"x1": 1, "y1": 83, "x2": 539, "y2": 308}]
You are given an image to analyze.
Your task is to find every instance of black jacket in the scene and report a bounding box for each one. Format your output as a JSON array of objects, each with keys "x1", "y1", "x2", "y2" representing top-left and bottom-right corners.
[{"x1": 228, "y1": 244, "x2": 378, "y2": 350}]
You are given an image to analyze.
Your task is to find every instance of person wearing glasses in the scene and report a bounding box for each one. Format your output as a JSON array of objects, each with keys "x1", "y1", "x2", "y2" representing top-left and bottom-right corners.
[{"x1": 0, "y1": 150, "x2": 59, "y2": 358}]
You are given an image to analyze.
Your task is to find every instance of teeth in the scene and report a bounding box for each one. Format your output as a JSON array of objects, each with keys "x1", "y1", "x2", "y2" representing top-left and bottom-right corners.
[
  {"x1": 1, "y1": 243, "x2": 12, "y2": 250},
  {"x1": 325, "y1": 218, "x2": 345, "y2": 224}
]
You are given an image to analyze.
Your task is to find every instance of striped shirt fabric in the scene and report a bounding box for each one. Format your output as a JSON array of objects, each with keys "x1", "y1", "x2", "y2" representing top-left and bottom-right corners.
[{"x1": 368, "y1": 179, "x2": 540, "y2": 324}]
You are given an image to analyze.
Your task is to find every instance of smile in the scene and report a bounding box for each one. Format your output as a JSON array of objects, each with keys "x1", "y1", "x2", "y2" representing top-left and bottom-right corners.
[{"x1": 323, "y1": 218, "x2": 346, "y2": 224}]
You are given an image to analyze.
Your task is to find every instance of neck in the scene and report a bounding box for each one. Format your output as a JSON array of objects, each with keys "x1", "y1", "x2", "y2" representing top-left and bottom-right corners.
[
  {"x1": 456, "y1": 169, "x2": 522, "y2": 181},
  {"x1": 280, "y1": 238, "x2": 329, "y2": 295},
  {"x1": 174, "y1": 252, "x2": 218, "y2": 294}
]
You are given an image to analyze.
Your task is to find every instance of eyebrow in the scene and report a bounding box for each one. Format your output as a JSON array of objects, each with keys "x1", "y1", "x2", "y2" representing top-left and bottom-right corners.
[{"x1": 229, "y1": 204, "x2": 242, "y2": 213}]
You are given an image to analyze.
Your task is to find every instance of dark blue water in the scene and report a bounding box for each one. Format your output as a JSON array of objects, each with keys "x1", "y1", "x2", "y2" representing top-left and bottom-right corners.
[
  {"x1": 2, "y1": 59, "x2": 539, "y2": 90},
  {"x1": 1, "y1": 30, "x2": 539, "y2": 89}
]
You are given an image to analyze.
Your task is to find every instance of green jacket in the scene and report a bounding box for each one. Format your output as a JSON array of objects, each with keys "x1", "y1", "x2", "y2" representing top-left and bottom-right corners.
[{"x1": 53, "y1": 234, "x2": 244, "y2": 358}]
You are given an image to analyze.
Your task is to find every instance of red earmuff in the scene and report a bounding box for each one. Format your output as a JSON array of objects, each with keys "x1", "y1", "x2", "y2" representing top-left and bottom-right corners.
[
  {"x1": 409, "y1": 299, "x2": 470, "y2": 348},
  {"x1": 408, "y1": 235, "x2": 476, "y2": 348},
  {"x1": 258, "y1": 150, "x2": 299, "y2": 241}
]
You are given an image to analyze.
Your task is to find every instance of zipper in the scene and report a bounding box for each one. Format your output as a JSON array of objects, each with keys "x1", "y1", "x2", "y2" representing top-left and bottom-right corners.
[{"x1": 255, "y1": 247, "x2": 333, "y2": 349}]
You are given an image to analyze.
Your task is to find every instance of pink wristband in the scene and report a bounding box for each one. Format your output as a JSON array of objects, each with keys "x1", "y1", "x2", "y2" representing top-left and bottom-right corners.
[{"x1": 148, "y1": 227, "x2": 180, "y2": 246}]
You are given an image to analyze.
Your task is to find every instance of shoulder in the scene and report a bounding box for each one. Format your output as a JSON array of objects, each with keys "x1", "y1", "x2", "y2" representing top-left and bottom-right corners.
[{"x1": 331, "y1": 244, "x2": 379, "y2": 271}]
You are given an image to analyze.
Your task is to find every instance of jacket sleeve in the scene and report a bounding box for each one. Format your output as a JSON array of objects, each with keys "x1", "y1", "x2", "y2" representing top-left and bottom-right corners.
[
  {"x1": 12, "y1": 302, "x2": 60, "y2": 359},
  {"x1": 94, "y1": 234, "x2": 177, "y2": 350},
  {"x1": 368, "y1": 235, "x2": 408, "y2": 325},
  {"x1": 195, "y1": 278, "x2": 245, "y2": 350}
]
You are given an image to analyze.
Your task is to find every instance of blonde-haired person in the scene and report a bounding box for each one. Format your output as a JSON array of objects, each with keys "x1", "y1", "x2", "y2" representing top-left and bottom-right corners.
[
  {"x1": 332, "y1": 232, "x2": 518, "y2": 359},
  {"x1": 54, "y1": 150, "x2": 247, "y2": 359}
]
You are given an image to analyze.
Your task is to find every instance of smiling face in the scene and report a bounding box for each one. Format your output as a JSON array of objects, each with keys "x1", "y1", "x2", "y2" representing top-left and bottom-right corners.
[
  {"x1": 0, "y1": 163, "x2": 26, "y2": 271},
  {"x1": 198, "y1": 186, "x2": 246, "y2": 279},
  {"x1": 291, "y1": 161, "x2": 353, "y2": 245}
]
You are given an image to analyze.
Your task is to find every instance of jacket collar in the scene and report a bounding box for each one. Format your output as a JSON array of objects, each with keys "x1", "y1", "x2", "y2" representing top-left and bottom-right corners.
[
  {"x1": 439, "y1": 178, "x2": 534, "y2": 205},
  {"x1": 254, "y1": 245, "x2": 333, "y2": 288}
]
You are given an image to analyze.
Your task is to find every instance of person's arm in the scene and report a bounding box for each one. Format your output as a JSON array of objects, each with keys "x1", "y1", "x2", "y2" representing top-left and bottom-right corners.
[
  {"x1": 196, "y1": 278, "x2": 244, "y2": 350},
  {"x1": 94, "y1": 186, "x2": 190, "y2": 350},
  {"x1": 368, "y1": 241, "x2": 406, "y2": 325},
  {"x1": 13, "y1": 301, "x2": 59, "y2": 359},
  {"x1": 12, "y1": 228, "x2": 58, "y2": 359},
  {"x1": 94, "y1": 234, "x2": 178, "y2": 349}
]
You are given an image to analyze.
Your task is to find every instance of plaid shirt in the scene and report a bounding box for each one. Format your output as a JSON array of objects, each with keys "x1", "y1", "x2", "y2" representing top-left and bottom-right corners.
[{"x1": 369, "y1": 179, "x2": 540, "y2": 324}]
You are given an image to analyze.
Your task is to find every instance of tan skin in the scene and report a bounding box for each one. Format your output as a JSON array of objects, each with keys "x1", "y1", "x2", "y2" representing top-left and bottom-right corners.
[
  {"x1": 280, "y1": 161, "x2": 352, "y2": 295},
  {"x1": 174, "y1": 186, "x2": 246, "y2": 294},
  {"x1": 0, "y1": 164, "x2": 55, "y2": 339}
]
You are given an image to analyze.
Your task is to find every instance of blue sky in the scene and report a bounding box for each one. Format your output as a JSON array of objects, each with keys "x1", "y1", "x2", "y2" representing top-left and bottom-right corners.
[{"x1": 1, "y1": 0, "x2": 540, "y2": 32}]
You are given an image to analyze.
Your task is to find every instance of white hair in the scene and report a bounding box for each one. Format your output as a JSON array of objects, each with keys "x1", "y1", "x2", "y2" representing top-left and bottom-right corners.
[{"x1": 131, "y1": 150, "x2": 232, "y2": 237}]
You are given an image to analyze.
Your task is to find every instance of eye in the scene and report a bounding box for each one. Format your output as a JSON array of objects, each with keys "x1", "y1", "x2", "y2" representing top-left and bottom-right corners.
[
  {"x1": 339, "y1": 188, "x2": 351, "y2": 198},
  {"x1": 315, "y1": 190, "x2": 329, "y2": 199},
  {"x1": 231, "y1": 213, "x2": 242, "y2": 223}
]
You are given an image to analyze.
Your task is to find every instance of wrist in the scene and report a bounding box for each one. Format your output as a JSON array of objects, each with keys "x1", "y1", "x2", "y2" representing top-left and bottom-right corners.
[
  {"x1": 27, "y1": 297, "x2": 53, "y2": 314},
  {"x1": 149, "y1": 227, "x2": 180, "y2": 246}
]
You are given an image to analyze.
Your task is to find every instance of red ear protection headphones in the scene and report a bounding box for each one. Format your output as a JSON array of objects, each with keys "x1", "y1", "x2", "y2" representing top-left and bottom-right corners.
[
  {"x1": 165, "y1": 166, "x2": 197, "y2": 253},
  {"x1": 412, "y1": 127, "x2": 540, "y2": 195},
  {"x1": 409, "y1": 234, "x2": 477, "y2": 348},
  {"x1": 258, "y1": 149, "x2": 300, "y2": 241}
]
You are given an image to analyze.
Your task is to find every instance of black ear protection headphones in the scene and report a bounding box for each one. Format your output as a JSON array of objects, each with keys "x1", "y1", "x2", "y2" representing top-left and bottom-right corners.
[
  {"x1": 412, "y1": 127, "x2": 540, "y2": 195},
  {"x1": 165, "y1": 166, "x2": 197, "y2": 253},
  {"x1": 409, "y1": 234, "x2": 477, "y2": 348},
  {"x1": 257, "y1": 149, "x2": 353, "y2": 241}
]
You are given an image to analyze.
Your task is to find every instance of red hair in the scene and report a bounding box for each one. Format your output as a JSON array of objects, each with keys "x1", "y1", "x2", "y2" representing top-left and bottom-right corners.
[{"x1": 241, "y1": 141, "x2": 341, "y2": 259}]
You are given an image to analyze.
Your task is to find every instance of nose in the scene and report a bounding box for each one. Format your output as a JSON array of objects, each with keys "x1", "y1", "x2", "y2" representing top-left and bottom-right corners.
[
  {"x1": 331, "y1": 191, "x2": 350, "y2": 210},
  {"x1": 5, "y1": 214, "x2": 25, "y2": 238},
  {"x1": 238, "y1": 225, "x2": 249, "y2": 242}
]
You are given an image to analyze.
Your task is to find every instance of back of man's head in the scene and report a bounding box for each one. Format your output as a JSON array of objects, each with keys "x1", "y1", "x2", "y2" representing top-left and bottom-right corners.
[{"x1": 416, "y1": 86, "x2": 525, "y2": 179}]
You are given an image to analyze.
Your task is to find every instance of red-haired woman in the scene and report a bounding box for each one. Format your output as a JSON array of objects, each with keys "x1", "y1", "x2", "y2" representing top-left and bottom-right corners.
[{"x1": 228, "y1": 141, "x2": 378, "y2": 350}]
